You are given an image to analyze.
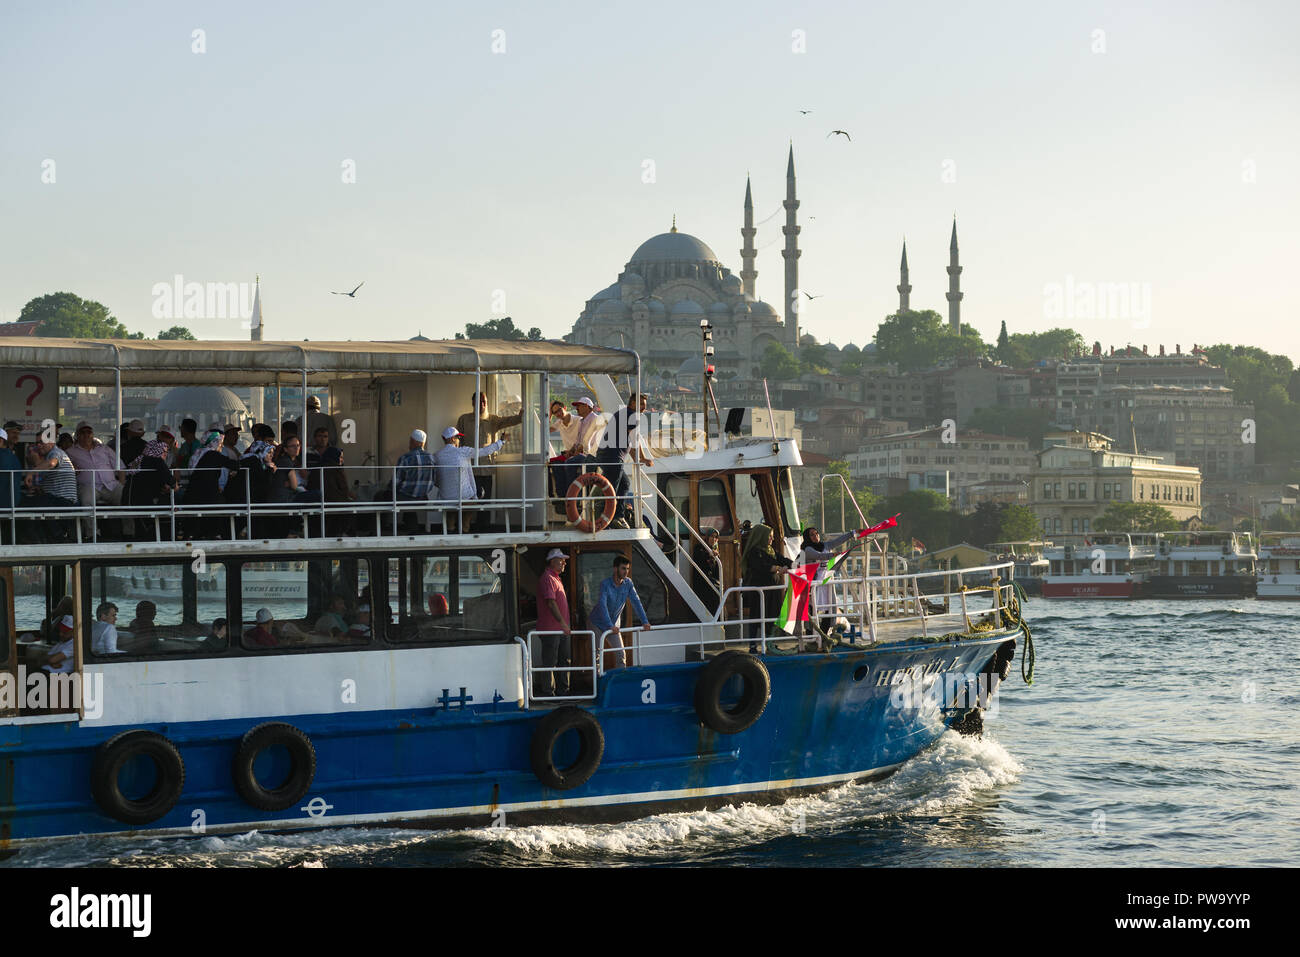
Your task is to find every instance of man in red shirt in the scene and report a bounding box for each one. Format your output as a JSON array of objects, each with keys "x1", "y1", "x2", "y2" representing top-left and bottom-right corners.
[
  {"x1": 536, "y1": 548, "x2": 571, "y2": 697},
  {"x1": 248, "y1": 608, "x2": 278, "y2": 647}
]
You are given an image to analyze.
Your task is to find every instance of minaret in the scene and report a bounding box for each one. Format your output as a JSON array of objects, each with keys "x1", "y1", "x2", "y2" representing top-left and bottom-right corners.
[
  {"x1": 740, "y1": 175, "x2": 758, "y2": 298},
  {"x1": 782, "y1": 144, "x2": 801, "y2": 348},
  {"x1": 897, "y1": 239, "x2": 912, "y2": 312},
  {"x1": 249, "y1": 274, "x2": 264, "y2": 426},
  {"x1": 946, "y1": 218, "x2": 963, "y2": 332}
]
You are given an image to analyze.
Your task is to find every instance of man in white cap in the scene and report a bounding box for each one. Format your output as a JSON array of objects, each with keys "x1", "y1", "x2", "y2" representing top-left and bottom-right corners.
[
  {"x1": 434, "y1": 426, "x2": 505, "y2": 532},
  {"x1": 394, "y1": 429, "x2": 438, "y2": 533},
  {"x1": 535, "y1": 548, "x2": 571, "y2": 696},
  {"x1": 43, "y1": 616, "x2": 77, "y2": 674},
  {"x1": 554, "y1": 396, "x2": 603, "y2": 508}
]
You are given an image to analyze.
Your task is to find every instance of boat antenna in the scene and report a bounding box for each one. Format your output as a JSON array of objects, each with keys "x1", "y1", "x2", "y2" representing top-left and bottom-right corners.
[{"x1": 762, "y1": 379, "x2": 779, "y2": 454}]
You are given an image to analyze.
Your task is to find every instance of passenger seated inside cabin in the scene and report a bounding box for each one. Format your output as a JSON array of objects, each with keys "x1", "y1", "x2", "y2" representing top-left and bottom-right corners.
[
  {"x1": 122, "y1": 599, "x2": 161, "y2": 654},
  {"x1": 313, "y1": 596, "x2": 350, "y2": 637},
  {"x1": 91, "y1": 602, "x2": 123, "y2": 655},
  {"x1": 246, "y1": 608, "x2": 279, "y2": 647},
  {"x1": 200, "y1": 617, "x2": 228, "y2": 652},
  {"x1": 42, "y1": 616, "x2": 76, "y2": 674},
  {"x1": 346, "y1": 605, "x2": 371, "y2": 641}
]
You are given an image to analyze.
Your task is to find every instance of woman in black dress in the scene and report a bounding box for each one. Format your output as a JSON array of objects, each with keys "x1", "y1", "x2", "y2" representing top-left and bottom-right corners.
[{"x1": 739, "y1": 522, "x2": 791, "y2": 649}]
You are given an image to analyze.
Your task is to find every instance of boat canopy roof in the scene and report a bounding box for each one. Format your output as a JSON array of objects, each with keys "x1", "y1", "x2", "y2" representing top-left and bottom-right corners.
[{"x1": 0, "y1": 337, "x2": 638, "y2": 386}]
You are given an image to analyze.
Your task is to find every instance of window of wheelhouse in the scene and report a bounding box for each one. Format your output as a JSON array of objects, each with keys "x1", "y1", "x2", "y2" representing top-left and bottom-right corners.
[
  {"x1": 573, "y1": 548, "x2": 678, "y2": 628},
  {"x1": 380, "y1": 552, "x2": 507, "y2": 644},
  {"x1": 776, "y1": 468, "x2": 799, "y2": 536},
  {"x1": 698, "y1": 478, "x2": 734, "y2": 535},
  {"x1": 85, "y1": 561, "x2": 230, "y2": 658},
  {"x1": 239, "y1": 557, "x2": 373, "y2": 651},
  {"x1": 735, "y1": 474, "x2": 766, "y2": 532}
]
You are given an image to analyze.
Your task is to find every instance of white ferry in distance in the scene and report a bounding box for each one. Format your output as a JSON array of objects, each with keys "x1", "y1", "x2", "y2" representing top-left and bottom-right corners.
[
  {"x1": 1041, "y1": 534, "x2": 1156, "y2": 598},
  {"x1": 1145, "y1": 531, "x2": 1257, "y2": 599},
  {"x1": 0, "y1": 337, "x2": 1031, "y2": 848},
  {"x1": 1257, "y1": 533, "x2": 1300, "y2": 599}
]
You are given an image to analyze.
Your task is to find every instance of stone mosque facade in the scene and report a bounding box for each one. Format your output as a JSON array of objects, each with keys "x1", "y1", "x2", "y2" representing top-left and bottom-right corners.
[{"x1": 567, "y1": 148, "x2": 805, "y2": 380}]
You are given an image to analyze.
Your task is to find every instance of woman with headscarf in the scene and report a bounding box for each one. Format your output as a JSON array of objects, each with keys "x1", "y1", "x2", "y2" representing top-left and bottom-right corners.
[
  {"x1": 739, "y1": 522, "x2": 791, "y2": 649},
  {"x1": 124, "y1": 436, "x2": 175, "y2": 540},
  {"x1": 184, "y1": 429, "x2": 232, "y2": 539},
  {"x1": 798, "y1": 527, "x2": 857, "y2": 646}
]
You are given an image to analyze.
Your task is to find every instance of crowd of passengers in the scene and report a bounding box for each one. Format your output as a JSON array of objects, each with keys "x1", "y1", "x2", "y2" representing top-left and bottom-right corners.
[{"x1": 1, "y1": 391, "x2": 656, "y2": 544}]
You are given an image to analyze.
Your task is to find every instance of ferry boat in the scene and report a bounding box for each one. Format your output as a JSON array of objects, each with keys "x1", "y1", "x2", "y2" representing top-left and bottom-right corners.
[
  {"x1": 987, "y1": 542, "x2": 1050, "y2": 596},
  {"x1": 1145, "y1": 532, "x2": 1258, "y2": 599},
  {"x1": 0, "y1": 338, "x2": 1030, "y2": 849},
  {"x1": 1041, "y1": 533, "x2": 1155, "y2": 598},
  {"x1": 1257, "y1": 533, "x2": 1300, "y2": 599}
]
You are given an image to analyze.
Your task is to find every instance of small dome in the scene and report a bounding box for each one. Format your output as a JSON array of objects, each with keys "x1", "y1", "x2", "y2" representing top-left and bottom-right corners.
[
  {"x1": 622, "y1": 272, "x2": 644, "y2": 286},
  {"x1": 629, "y1": 231, "x2": 721, "y2": 265},
  {"x1": 708, "y1": 301, "x2": 730, "y2": 315},
  {"x1": 677, "y1": 355, "x2": 705, "y2": 375},
  {"x1": 646, "y1": 298, "x2": 667, "y2": 315},
  {"x1": 671, "y1": 298, "x2": 704, "y2": 318},
  {"x1": 750, "y1": 300, "x2": 779, "y2": 318},
  {"x1": 842, "y1": 343, "x2": 861, "y2": 354},
  {"x1": 596, "y1": 299, "x2": 628, "y2": 318},
  {"x1": 591, "y1": 282, "x2": 621, "y2": 301},
  {"x1": 722, "y1": 275, "x2": 743, "y2": 295},
  {"x1": 154, "y1": 386, "x2": 249, "y2": 431}
]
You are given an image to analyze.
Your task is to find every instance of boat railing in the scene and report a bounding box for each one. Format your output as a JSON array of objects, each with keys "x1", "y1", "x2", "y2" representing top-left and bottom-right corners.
[
  {"x1": 819, "y1": 472, "x2": 869, "y2": 536},
  {"x1": 523, "y1": 629, "x2": 599, "y2": 704},
  {"x1": 632, "y1": 478, "x2": 724, "y2": 602},
  {"x1": 0, "y1": 459, "x2": 637, "y2": 545}
]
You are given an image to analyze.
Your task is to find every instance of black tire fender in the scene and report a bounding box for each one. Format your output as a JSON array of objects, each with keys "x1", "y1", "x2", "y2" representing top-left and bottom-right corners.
[
  {"x1": 694, "y1": 651, "x2": 771, "y2": 734},
  {"x1": 530, "y1": 706, "x2": 604, "y2": 790},
  {"x1": 90, "y1": 730, "x2": 186, "y2": 825},
  {"x1": 232, "y1": 722, "x2": 317, "y2": 811}
]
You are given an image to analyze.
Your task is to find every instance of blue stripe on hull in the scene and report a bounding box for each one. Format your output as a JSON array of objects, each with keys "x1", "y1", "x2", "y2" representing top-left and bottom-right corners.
[{"x1": 0, "y1": 631, "x2": 1016, "y2": 846}]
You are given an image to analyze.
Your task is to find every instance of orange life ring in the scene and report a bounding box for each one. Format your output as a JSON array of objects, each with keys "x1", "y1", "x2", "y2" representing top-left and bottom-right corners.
[{"x1": 565, "y1": 472, "x2": 617, "y2": 532}]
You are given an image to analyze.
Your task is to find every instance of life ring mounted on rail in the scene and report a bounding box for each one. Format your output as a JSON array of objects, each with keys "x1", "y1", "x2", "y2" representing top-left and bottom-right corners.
[{"x1": 565, "y1": 472, "x2": 617, "y2": 533}]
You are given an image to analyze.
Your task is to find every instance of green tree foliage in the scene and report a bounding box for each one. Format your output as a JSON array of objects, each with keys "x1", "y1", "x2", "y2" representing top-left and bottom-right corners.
[
  {"x1": 759, "y1": 342, "x2": 802, "y2": 381},
  {"x1": 811, "y1": 460, "x2": 878, "y2": 532},
  {"x1": 1204, "y1": 344, "x2": 1300, "y2": 465},
  {"x1": 998, "y1": 327, "x2": 1086, "y2": 366},
  {"x1": 799, "y1": 342, "x2": 832, "y2": 374},
  {"x1": 157, "y1": 326, "x2": 197, "y2": 340},
  {"x1": 1094, "y1": 502, "x2": 1180, "y2": 532},
  {"x1": 996, "y1": 321, "x2": 1010, "y2": 362},
  {"x1": 18, "y1": 292, "x2": 134, "y2": 338},
  {"x1": 999, "y1": 503, "x2": 1040, "y2": 541},
  {"x1": 959, "y1": 501, "x2": 1039, "y2": 546},
  {"x1": 456, "y1": 316, "x2": 543, "y2": 341},
  {"x1": 872, "y1": 310, "x2": 990, "y2": 372},
  {"x1": 870, "y1": 489, "x2": 956, "y2": 551},
  {"x1": 964, "y1": 406, "x2": 1055, "y2": 447}
]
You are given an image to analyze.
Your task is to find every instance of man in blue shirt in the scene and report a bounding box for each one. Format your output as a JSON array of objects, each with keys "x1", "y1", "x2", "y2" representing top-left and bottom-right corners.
[
  {"x1": 588, "y1": 554, "x2": 651, "y2": 670},
  {"x1": 394, "y1": 429, "x2": 437, "y2": 533}
]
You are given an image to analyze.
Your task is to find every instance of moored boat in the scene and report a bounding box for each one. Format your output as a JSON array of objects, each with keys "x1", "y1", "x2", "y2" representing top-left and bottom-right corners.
[
  {"x1": 1145, "y1": 532, "x2": 1257, "y2": 599},
  {"x1": 1257, "y1": 533, "x2": 1300, "y2": 599},
  {"x1": 1041, "y1": 534, "x2": 1155, "y2": 598}
]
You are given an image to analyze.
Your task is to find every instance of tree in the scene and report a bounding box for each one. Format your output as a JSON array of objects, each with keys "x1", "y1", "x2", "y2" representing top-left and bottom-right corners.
[
  {"x1": 1204, "y1": 343, "x2": 1300, "y2": 465},
  {"x1": 759, "y1": 342, "x2": 801, "y2": 381},
  {"x1": 18, "y1": 292, "x2": 134, "y2": 338},
  {"x1": 999, "y1": 503, "x2": 1040, "y2": 541},
  {"x1": 962, "y1": 500, "x2": 1005, "y2": 546},
  {"x1": 996, "y1": 320, "x2": 1010, "y2": 363},
  {"x1": 799, "y1": 341, "x2": 832, "y2": 373},
  {"x1": 870, "y1": 489, "x2": 956, "y2": 552},
  {"x1": 873, "y1": 309, "x2": 990, "y2": 372},
  {"x1": 457, "y1": 316, "x2": 543, "y2": 340},
  {"x1": 157, "y1": 326, "x2": 196, "y2": 340},
  {"x1": 1093, "y1": 502, "x2": 1180, "y2": 532}
]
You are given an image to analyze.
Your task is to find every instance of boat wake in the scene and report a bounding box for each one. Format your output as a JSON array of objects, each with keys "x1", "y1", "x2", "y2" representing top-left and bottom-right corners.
[{"x1": 1, "y1": 733, "x2": 1022, "y2": 867}]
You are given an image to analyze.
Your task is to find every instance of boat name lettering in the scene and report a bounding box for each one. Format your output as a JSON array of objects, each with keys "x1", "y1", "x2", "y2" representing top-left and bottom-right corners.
[{"x1": 873, "y1": 657, "x2": 962, "y2": 687}]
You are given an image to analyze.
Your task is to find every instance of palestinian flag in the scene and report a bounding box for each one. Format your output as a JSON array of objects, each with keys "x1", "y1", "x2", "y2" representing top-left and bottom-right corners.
[
  {"x1": 855, "y1": 514, "x2": 900, "y2": 539},
  {"x1": 776, "y1": 562, "x2": 821, "y2": 633},
  {"x1": 817, "y1": 515, "x2": 901, "y2": 584}
]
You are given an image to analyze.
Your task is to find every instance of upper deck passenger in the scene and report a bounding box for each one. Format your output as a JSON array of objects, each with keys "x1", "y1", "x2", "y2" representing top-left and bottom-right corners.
[{"x1": 456, "y1": 391, "x2": 522, "y2": 503}]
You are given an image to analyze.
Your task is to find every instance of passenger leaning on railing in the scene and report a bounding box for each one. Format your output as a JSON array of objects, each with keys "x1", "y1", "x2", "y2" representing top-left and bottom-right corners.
[
  {"x1": 588, "y1": 554, "x2": 651, "y2": 671},
  {"x1": 0, "y1": 429, "x2": 22, "y2": 544},
  {"x1": 393, "y1": 429, "x2": 438, "y2": 533},
  {"x1": 740, "y1": 522, "x2": 792, "y2": 651},
  {"x1": 20, "y1": 438, "x2": 78, "y2": 543},
  {"x1": 536, "y1": 549, "x2": 572, "y2": 697},
  {"x1": 433, "y1": 425, "x2": 505, "y2": 533},
  {"x1": 67, "y1": 422, "x2": 124, "y2": 539}
]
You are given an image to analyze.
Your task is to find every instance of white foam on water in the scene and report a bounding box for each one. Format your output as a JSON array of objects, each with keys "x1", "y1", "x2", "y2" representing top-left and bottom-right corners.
[{"x1": 454, "y1": 731, "x2": 1023, "y2": 858}]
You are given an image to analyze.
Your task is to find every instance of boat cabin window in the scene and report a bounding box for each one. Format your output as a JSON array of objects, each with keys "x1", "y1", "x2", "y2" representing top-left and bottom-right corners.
[
  {"x1": 698, "y1": 478, "x2": 734, "y2": 535},
  {"x1": 9, "y1": 563, "x2": 72, "y2": 642},
  {"x1": 573, "y1": 550, "x2": 671, "y2": 627},
  {"x1": 85, "y1": 561, "x2": 230, "y2": 657},
  {"x1": 240, "y1": 558, "x2": 374, "y2": 650},
  {"x1": 383, "y1": 553, "x2": 506, "y2": 644},
  {"x1": 735, "y1": 475, "x2": 766, "y2": 531}
]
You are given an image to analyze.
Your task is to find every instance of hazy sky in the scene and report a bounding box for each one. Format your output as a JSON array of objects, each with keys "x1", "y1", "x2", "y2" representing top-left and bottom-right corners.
[{"x1": 2, "y1": 0, "x2": 1297, "y2": 360}]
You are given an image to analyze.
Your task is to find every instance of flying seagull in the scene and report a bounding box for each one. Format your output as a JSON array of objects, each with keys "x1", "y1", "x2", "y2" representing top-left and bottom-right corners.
[
  {"x1": 827, "y1": 130, "x2": 851, "y2": 141},
  {"x1": 799, "y1": 110, "x2": 813, "y2": 115},
  {"x1": 332, "y1": 282, "x2": 365, "y2": 297},
  {"x1": 803, "y1": 292, "x2": 823, "y2": 301}
]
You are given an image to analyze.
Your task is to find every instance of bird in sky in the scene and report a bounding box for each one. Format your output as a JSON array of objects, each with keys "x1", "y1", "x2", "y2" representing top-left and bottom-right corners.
[
  {"x1": 827, "y1": 130, "x2": 851, "y2": 141},
  {"x1": 332, "y1": 282, "x2": 364, "y2": 297},
  {"x1": 803, "y1": 292, "x2": 823, "y2": 301},
  {"x1": 799, "y1": 109, "x2": 813, "y2": 115}
]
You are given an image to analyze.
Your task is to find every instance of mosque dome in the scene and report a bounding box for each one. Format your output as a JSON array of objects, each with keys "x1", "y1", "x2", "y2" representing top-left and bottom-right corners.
[
  {"x1": 749, "y1": 299, "x2": 778, "y2": 319},
  {"x1": 591, "y1": 282, "x2": 621, "y2": 302},
  {"x1": 722, "y1": 274, "x2": 743, "y2": 295},
  {"x1": 154, "y1": 386, "x2": 248, "y2": 429},
  {"x1": 708, "y1": 301, "x2": 730, "y2": 315},
  {"x1": 671, "y1": 298, "x2": 705, "y2": 320},
  {"x1": 646, "y1": 298, "x2": 667, "y2": 316},
  {"x1": 595, "y1": 299, "x2": 628, "y2": 319},
  {"x1": 629, "y1": 231, "x2": 721, "y2": 266}
]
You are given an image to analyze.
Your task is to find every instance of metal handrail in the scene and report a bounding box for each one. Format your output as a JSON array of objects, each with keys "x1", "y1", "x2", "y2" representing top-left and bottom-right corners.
[
  {"x1": 632, "y1": 478, "x2": 724, "y2": 603},
  {"x1": 524, "y1": 629, "x2": 598, "y2": 703},
  {"x1": 819, "y1": 472, "x2": 868, "y2": 535}
]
